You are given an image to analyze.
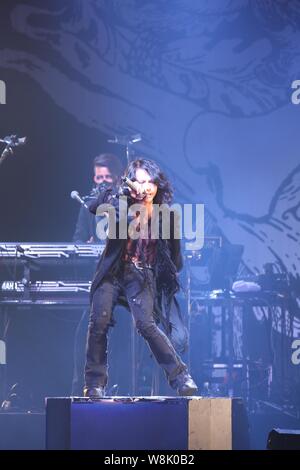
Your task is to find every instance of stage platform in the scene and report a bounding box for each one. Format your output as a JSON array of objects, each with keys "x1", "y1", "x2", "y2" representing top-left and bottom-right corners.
[{"x1": 46, "y1": 396, "x2": 249, "y2": 450}]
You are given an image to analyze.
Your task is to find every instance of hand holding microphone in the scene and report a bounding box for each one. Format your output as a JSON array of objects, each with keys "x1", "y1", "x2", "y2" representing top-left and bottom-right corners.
[{"x1": 121, "y1": 176, "x2": 146, "y2": 200}]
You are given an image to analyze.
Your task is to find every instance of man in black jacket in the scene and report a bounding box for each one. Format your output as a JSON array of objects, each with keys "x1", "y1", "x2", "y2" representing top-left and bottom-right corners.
[
  {"x1": 83, "y1": 158, "x2": 198, "y2": 398},
  {"x1": 72, "y1": 153, "x2": 123, "y2": 243}
]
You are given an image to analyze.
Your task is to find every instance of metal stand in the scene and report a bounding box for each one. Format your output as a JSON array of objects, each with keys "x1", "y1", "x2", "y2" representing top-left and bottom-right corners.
[
  {"x1": 131, "y1": 323, "x2": 137, "y2": 395},
  {"x1": 186, "y1": 255, "x2": 192, "y2": 370},
  {"x1": 107, "y1": 133, "x2": 142, "y2": 164},
  {"x1": 0, "y1": 306, "x2": 9, "y2": 404},
  {"x1": 0, "y1": 135, "x2": 27, "y2": 168},
  {"x1": 0, "y1": 145, "x2": 13, "y2": 167}
]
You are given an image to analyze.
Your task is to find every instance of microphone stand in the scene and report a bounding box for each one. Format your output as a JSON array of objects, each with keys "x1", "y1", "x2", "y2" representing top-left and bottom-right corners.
[
  {"x1": 107, "y1": 133, "x2": 142, "y2": 164},
  {"x1": 0, "y1": 143, "x2": 13, "y2": 168}
]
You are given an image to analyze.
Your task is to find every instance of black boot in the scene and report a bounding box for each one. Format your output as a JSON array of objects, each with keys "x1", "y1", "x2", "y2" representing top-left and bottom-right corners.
[
  {"x1": 83, "y1": 386, "x2": 105, "y2": 399},
  {"x1": 171, "y1": 372, "x2": 198, "y2": 396}
]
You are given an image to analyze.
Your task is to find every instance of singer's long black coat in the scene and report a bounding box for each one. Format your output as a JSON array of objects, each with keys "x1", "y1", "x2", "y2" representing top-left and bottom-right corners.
[{"x1": 88, "y1": 186, "x2": 187, "y2": 352}]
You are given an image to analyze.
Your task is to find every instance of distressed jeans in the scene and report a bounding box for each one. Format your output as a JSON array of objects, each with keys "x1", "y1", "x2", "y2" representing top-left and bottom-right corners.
[{"x1": 84, "y1": 262, "x2": 186, "y2": 388}]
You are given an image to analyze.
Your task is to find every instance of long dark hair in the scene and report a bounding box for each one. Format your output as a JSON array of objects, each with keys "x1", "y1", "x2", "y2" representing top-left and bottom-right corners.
[{"x1": 125, "y1": 159, "x2": 173, "y2": 204}]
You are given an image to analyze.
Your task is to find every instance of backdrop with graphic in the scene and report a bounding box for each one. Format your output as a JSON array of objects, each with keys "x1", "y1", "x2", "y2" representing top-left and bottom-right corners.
[{"x1": 1, "y1": 0, "x2": 300, "y2": 405}]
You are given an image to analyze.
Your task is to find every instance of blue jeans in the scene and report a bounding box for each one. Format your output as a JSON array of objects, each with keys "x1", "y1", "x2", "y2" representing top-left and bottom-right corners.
[{"x1": 84, "y1": 262, "x2": 186, "y2": 388}]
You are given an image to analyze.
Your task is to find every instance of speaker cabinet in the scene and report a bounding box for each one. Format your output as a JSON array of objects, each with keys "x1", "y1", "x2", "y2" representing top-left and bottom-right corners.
[
  {"x1": 46, "y1": 397, "x2": 249, "y2": 450},
  {"x1": 267, "y1": 428, "x2": 300, "y2": 450}
]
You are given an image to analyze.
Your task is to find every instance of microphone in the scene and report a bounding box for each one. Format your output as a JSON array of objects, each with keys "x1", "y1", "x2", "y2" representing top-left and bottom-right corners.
[
  {"x1": 121, "y1": 176, "x2": 138, "y2": 192},
  {"x1": 121, "y1": 176, "x2": 146, "y2": 200},
  {"x1": 0, "y1": 135, "x2": 27, "y2": 166},
  {"x1": 70, "y1": 190, "x2": 89, "y2": 209},
  {"x1": 1, "y1": 135, "x2": 27, "y2": 147}
]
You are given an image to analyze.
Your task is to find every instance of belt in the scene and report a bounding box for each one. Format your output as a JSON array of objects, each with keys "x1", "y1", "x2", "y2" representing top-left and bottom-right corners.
[{"x1": 126, "y1": 258, "x2": 153, "y2": 270}]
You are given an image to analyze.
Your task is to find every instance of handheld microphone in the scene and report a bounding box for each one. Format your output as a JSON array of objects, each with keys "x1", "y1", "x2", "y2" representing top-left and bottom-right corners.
[
  {"x1": 70, "y1": 190, "x2": 89, "y2": 209},
  {"x1": 121, "y1": 176, "x2": 146, "y2": 200}
]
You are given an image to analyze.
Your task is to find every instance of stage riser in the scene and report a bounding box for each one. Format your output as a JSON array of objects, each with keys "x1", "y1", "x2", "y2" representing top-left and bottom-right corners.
[{"x1": 46, "y1": 397, "x2": 249, "y2": 450}]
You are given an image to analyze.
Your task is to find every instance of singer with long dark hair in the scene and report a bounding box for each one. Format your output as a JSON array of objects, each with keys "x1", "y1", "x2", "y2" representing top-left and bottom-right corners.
[{"x1": 83, "y1": 158, "x2": 198, "y2": 397}]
